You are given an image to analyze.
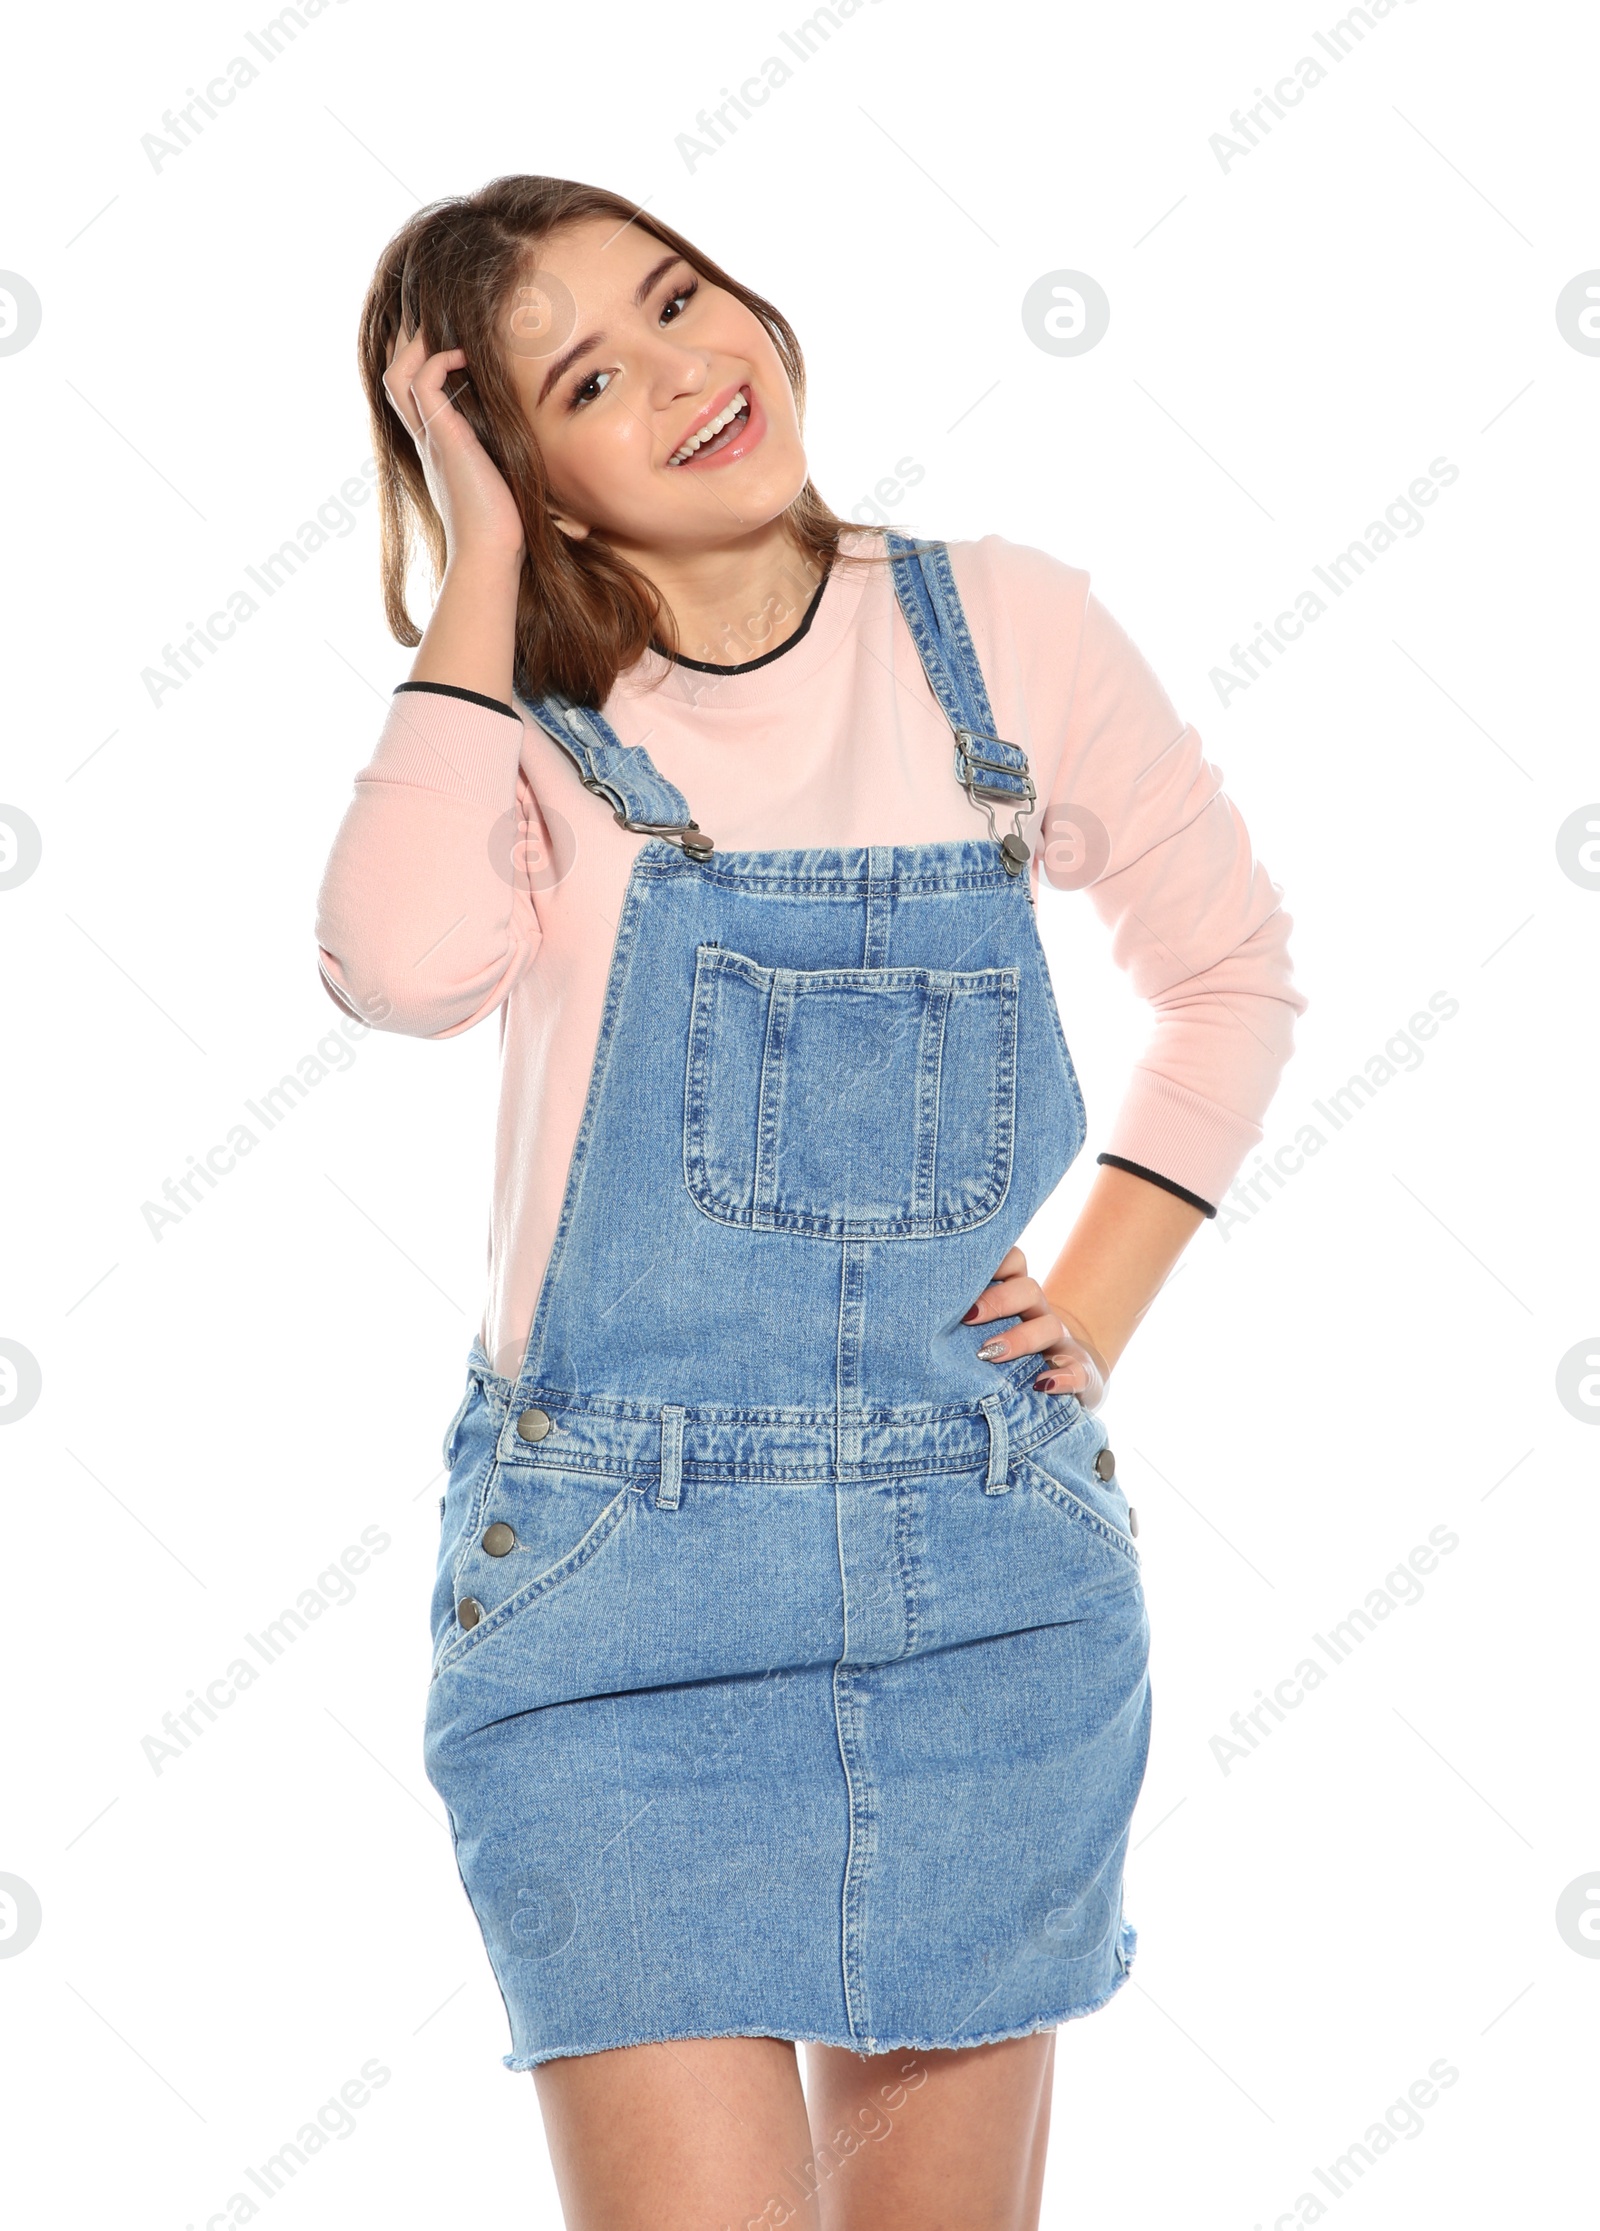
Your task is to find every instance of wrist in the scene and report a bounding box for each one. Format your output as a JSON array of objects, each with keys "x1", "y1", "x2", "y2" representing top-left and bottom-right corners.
[
  {"x1": 442, "y1": 542, "x2": 525, "y2": 587},
  {"x1": 1044, "y1": 1298, "x2": 1114, "y2": 1380}
]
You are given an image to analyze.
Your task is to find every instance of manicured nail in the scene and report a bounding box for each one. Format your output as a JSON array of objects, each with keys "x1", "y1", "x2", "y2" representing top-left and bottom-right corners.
[
  {"x1": 977, "y1": 1339, "x2": 1006, "y2": 1361},
  {"x1": 961, "y1": 1305, "x2": 979, "y2": 1322}
]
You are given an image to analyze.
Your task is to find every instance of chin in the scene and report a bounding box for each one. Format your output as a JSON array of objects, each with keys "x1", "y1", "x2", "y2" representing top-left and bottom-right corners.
[
  {"x1": 727, "y1": 450, "x2": 813, "y2": 527},
  {"x1": 741, "y1": 477, "x2": 812, "y2": 529}
]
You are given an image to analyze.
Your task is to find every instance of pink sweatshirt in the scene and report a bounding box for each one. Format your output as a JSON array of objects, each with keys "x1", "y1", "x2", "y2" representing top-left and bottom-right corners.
[{"x1": 315, "y1": 531, "x2": 1305, "y2": 1377}]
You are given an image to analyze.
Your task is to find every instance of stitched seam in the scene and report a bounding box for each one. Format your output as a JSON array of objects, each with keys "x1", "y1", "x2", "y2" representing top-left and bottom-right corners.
[
  {"x1": 637, "y1": 857, "x2": 1017, "y2": 897},
  {"x1": 911, "y1": 980, "x2": 947, "y2": 1234},
  {"x1": 926, "y1": 540, "x2": 1001, "y2": 738},
  {"x1": 703, "y1": 950, "x2": 1016, "y2": 994},
  {"x1": 439, "y1": 1377, "x2": 478, "y2": 1472},
  {"x1": 682, "y1": 948, "x2": 723, "y2": 1219},
  {"x1": 505, "y1": 856, "x2": 654, "y2": 1393},
  {"x1": 751, "y1": 969, "x2": 792, "y2": 1230}
]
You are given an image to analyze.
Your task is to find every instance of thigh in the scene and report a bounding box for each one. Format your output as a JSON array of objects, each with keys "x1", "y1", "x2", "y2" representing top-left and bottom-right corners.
[
  {"x1": 801, "y1": 2030, "x2": 1058, "y2": 2231},
  {"x1": 532, "y1": 2034, "x2": 817, "y2": 2231}
]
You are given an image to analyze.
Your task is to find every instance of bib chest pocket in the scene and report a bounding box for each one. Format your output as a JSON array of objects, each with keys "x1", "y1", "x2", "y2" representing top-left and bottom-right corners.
[{"x1": 682, "y1": 943, "x2": 1019, "y2": 1238}]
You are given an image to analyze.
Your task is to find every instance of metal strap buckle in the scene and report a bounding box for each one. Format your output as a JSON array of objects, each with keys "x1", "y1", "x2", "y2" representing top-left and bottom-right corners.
[
  {"x1": 953, "y1": 727, "x2": 1036, "y2": 876},
  {"x1": 611, "y1": 808, "x2": 714, "y2": 859},
  {"x1": 572, "y1": 767, "x2": 714, "y2": 857},
  {"x1": 561, "y1": 710, "x2": 716, "y2": 858}
]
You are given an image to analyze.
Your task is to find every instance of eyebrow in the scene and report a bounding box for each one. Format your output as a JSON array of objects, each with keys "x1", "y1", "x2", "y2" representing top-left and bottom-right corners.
[{"x1": 534, "y1": 254, "x2": 690, "y2": 407}]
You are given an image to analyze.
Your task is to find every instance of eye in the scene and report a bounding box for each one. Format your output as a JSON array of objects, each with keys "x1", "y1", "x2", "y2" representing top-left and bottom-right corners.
[
  {"x1": 660, "y1": 275, "x2": 699, "y2": 324},
  {"x1": 567, "y1": 367, "x2": 614, "y2": 412}
]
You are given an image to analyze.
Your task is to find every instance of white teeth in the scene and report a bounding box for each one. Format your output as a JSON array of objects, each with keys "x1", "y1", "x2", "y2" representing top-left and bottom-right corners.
[{"x1": 668, "y1": 391, "x2": 749, "y2": 464}]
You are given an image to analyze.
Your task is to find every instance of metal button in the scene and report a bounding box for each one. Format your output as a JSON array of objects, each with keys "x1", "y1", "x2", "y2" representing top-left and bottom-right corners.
[
  {"x1": 1128, "y1": 1507, "x2": 1140, "y2": 1537},
  {"x1": 683, "y1": 829, "x2": 715, "y2": 859},
  {"x1": 482, "y1": 1522, "x2": 516, "y2": 1557},
  {"x1": 516, "y1": 1406, "x2": 552, "y2": 1442},
  {"x1": 1094, "y1": 1446, "x2": 1116, "y2": 1481},
  {"x1": 457, "y1": 1597, "x2": 483, "y2": 1629},
  {"x1": 1000, "y1": 832, "x2": 1031, "y2": 872}
]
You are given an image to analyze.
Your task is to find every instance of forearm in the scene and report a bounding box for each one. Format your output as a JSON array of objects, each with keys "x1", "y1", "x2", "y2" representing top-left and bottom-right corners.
[
  {"x1": 407, "y1": 548, "x2": 524, "y2": 706},
  {"x1": 1042, "y1": 1164, "x2": 1206, "y2": 1373}
]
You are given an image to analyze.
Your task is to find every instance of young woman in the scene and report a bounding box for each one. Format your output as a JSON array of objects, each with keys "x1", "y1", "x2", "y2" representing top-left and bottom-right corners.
[{"x1": 315, "y1": 174, "x2": 1304, "y2": 2230}]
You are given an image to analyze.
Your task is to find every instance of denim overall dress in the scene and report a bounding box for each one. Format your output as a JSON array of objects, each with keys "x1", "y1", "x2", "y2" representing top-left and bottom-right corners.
[{"x1": 423, "y1": 536, "x2": 1151, "y2": 2072}]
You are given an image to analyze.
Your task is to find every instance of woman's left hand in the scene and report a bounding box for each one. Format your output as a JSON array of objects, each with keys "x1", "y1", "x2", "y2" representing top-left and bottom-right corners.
[{"x1": 963, "y1": 1246, "x2": 1110, "y2": 1410}]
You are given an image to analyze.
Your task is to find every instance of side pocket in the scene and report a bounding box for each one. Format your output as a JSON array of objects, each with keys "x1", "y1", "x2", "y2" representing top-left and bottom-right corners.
[
  {"x1": 1020, "y1": 1417, "x2": 1140, "y2": 1570},
  {"x1": 433, "y1": 1470, "x2": 639, "y2": 1678}
]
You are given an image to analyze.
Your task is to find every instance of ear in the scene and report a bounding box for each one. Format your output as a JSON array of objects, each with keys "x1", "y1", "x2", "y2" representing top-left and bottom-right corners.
[{"x1": 550, "y1": 514, "x2": 592, "y2": 542}]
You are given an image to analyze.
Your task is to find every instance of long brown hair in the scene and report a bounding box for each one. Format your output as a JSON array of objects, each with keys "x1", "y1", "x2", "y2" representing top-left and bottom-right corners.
[{"x1": 358, "y1": 175, "x2": 892, "y2": 708}]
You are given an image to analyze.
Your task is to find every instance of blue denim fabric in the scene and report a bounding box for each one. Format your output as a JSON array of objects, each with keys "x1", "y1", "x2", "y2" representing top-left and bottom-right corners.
[{"x1": 423, "y1": 539, "x2": 1151, "y2": 2071}]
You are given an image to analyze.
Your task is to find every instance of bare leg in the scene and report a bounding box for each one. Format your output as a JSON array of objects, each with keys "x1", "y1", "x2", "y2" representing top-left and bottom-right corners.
[
  {"x1": 532, "y1": 2035, "x2": 819, "y2": 2231},
  {"x1": 800, "y1": 2029, "x2": 1059, "y2": 2231},
  {"x1": 1019, "y1": 2032, "x2": 1057, "y2": 2228}
]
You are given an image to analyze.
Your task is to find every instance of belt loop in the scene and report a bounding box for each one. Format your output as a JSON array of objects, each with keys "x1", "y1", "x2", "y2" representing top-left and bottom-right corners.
[
  {"x1": 979, "y1": 1393, "x2": 1010, "y2": 1494},
  {"x1": 657, "y1": 1405, "x2": 685, "y2": 1510}
]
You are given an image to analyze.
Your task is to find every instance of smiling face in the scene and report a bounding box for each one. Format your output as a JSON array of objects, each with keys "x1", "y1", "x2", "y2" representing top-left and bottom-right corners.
[{"x1": 506, "y1": 216, "x2": 811, "y2": 561}]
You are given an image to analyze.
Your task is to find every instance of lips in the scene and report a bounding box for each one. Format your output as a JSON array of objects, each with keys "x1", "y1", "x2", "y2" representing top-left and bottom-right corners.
[{"x1": 667, "y1": 383, "x2": 755, "y2": 467}]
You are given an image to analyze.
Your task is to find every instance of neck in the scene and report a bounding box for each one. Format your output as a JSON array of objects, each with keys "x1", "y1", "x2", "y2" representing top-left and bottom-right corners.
[{"x1": 618, "y1": 520, "x2": 827, "y2": 669}]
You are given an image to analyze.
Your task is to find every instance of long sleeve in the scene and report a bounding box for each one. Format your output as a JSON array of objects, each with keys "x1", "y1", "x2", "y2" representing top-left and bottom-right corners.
[
  {"x1": 1046, "y1": 589, "x2": 1307, "y2": 1210},
  {"x1": 314, "y1": 685, "x2": 543, "y2": 1039}
]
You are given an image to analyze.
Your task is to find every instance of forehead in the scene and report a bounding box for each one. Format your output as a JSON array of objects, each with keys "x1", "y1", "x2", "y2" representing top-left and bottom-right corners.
[{"x1": 532, "y1": 216, "x2": 685, "y2": 304}]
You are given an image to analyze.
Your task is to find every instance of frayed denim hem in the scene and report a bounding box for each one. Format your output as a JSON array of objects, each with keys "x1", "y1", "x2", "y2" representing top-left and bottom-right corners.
[{"x1": 501, "y1": 1919, "x2": 1138, "y2": 2072}]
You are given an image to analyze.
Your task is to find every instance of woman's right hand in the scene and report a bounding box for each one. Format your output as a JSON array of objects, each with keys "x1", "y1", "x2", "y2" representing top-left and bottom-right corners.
[{"x1": 382, "y1": 329, "x2": 526, "y2": 569}]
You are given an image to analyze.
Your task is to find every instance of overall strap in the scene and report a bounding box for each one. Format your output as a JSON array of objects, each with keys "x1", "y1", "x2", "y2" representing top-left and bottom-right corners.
[
  {"x1": 883, "y1": 534, "x2": 1036, "y2": 876},
  {"x1": 521, "y1": 536, "x2": 1035, "y2": 874},
  {"x1": 517, "y1": 692, "x2": 715, "y2": 857}
]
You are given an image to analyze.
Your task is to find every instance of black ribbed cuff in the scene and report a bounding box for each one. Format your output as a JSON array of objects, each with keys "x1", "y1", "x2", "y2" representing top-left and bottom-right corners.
[
  {"x1": 393, "y1": 679, "x2": 520, "y2": 721},
  {"x1": 1096, "y1": 1152, "x2": 1218, "y2": 1218}
]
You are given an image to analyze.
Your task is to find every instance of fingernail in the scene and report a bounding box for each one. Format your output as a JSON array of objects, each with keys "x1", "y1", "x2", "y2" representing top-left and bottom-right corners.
[
  {"x1": 977, "y1": 1339, "x2": 1006, "y2": 1361},
  {"x1": 961, "y1": 1306, "x2": 979, "y2": 1322}
]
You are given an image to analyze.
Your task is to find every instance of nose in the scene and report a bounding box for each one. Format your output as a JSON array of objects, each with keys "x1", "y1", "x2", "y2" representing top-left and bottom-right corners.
[{"x1": 646, "y1": 340, "x2": 712, "y2": 414}]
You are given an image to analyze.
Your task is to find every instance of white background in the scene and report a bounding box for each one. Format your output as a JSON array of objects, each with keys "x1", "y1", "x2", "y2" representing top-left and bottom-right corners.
[{"x1": 2, "y1": 0, "x2": 1595, "y2": 2224}]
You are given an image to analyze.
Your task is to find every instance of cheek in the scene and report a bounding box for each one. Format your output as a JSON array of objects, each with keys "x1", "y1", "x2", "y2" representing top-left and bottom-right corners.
[{"x1": 544, "y1": 409, "x2": 652, "y2": 511}]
